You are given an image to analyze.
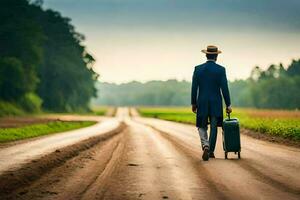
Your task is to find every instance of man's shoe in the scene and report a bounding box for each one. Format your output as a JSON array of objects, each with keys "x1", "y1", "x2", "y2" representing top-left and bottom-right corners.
[
  {"x1": 202, "y1": 146, "x2": 209, "y2": 161},
  {"x1": 209, "y1": 152, "x2": 215, "y2": 158}
]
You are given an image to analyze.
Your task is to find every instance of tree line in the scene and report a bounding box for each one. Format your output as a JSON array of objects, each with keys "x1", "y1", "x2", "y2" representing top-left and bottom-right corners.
[
  {"x1": 0, "y1": 0, "x2": 97, "y2": 115},
  {"x1": 93, "y1": 80, "x2": 191, "y2": 106},
  {"x1": 93, "y1": 59, "x2": 300, "y2": 109},
  {"x1": 231, "y1": 59, "x2": 300, "y2": 109}
]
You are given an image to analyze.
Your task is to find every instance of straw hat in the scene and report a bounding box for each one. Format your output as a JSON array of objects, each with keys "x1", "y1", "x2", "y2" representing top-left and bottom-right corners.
[{"x1": 201, "y1": 45, "x2": 222, "y2": 54}]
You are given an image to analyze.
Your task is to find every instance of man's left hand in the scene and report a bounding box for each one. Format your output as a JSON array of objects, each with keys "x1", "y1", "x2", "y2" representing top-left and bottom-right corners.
[{"x1": 226, "y1": 106, "x2": 232, "y2": 114}]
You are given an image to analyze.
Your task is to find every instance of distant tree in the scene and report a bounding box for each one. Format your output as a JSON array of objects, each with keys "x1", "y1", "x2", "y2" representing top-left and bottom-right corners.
[
  {"x1": 235, "y1": 60, "x2": 300, "y2": 109},
  {"x1": 36, "y1": 9, "x2": 97, "y2": 111},
  {"x1": 250, "y1": 66, "x2": 262, "y2": 81},
  {"x1": 93, "y1": 60, "x2": 300, "y2": 110},
  {"x1": 0, "y1": 0, "x2": 97, "y2": 114},
  {"x1": 287, "y1": 59, "x2": 300, "y2": 77},
  {"x1": 93, "y1": 80, "x2": 191, "y2": 106},
  {"x1": 278, "y1": 63, "x2": 287, "y2": 77},
  {"x1": 229, "y1": 79, "x2": 253, "y2": 107},
  {"x1": 0, "y1": 0, "x2": 44, "y2": 101},
  {"x1": 0, "y1": 58, "x2": 27, "y2": 100}
]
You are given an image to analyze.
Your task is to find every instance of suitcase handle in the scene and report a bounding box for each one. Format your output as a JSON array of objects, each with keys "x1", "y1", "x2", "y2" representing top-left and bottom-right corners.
[{"x1": 227, "y1": 113, "x2": 231, "y2": 120}]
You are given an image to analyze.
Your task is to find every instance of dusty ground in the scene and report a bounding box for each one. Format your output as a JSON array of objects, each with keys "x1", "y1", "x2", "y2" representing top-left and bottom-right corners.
[
  {"x1": 0, "y1": 113, "x2": 111, "y2": 128},
  {"x1": 0, "y1": 108, "x2": 299, "y2": 200},
  {"x1": 0, "y1": 117, "x2": 58, "y2": 128}
]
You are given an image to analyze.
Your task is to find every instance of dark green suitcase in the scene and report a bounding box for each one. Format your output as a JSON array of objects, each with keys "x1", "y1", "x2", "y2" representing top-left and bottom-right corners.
[{"x1": 222, "y1": 113, "x2": 241, "y2": 159}]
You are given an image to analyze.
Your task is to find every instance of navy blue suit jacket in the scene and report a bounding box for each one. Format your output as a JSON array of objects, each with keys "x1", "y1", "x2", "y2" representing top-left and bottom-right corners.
[{"x1": 191, "y1": 61, "x2": 231, "y2": 127}]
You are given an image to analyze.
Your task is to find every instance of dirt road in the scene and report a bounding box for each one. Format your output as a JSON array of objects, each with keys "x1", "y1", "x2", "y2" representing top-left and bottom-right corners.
[
  {"x1": 0, "y1": 116, "x2": 120, "y2": 173},
  {"x1": 0, "y1": 108, "x2": 299, "y2": 200}
]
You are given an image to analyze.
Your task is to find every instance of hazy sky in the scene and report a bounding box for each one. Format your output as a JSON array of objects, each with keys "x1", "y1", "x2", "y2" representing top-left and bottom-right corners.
[{"x1": 44, "y1": 0, "x2": 300, "y2": 83}]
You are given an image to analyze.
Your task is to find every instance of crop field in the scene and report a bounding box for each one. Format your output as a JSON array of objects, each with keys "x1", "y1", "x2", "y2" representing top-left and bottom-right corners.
[
  {"x1": 91, "y1": 106, "x2": 109, "y2": 116},
  {"x1": 0, "y1": 121, "x2": 96, "y2": 143},
  {"x1": 91, "y1": 106, "x2": 117, "y2": 116},
  {"x1": 138, "y1": 107, "x2": 300, "y2": 140}
]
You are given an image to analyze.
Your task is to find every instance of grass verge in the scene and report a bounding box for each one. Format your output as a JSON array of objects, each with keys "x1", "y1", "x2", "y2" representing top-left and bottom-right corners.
[
  {"x1": 0, "y1": 121, "x2": 96, "y2": 143},
  {"x1": 0, "y1": 101, "x2": 24, "y2": 117},
  {"x1": 138, "y1": 107, "x2": 300, "y2": 141}
]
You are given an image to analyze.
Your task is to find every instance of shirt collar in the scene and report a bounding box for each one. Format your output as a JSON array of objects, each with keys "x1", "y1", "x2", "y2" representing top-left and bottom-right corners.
[{"x1": 207, "y1": 59, "x2": 216, "y2": 62}]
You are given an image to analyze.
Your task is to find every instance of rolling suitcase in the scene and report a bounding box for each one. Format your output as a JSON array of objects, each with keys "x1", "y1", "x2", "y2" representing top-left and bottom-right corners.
[{"x1": 222, "y1": 113, "x2": 241, "y2": 159}]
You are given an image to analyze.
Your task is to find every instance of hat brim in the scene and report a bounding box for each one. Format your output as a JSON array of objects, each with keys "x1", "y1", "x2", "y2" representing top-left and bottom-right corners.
[{"x1": 201, "y1": 50, "x2": 222, "y2": 54}]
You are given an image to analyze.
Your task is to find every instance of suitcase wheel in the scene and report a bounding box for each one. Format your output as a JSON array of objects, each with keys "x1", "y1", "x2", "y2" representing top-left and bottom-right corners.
[
  {"x1": 225, "y1": 152, "x2": 228, "y2": 159},
  {"x1": 238, "y1": 152, "x2": 241, "y2": 159}
]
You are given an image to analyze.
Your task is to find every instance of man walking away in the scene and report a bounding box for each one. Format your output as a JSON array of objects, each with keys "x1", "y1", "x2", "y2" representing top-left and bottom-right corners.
[{"x1": 191, "y1": 45, "x2": 232, "y2": 161}]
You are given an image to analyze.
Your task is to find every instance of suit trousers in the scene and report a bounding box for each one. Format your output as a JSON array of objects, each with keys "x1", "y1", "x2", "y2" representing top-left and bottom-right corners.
[{"x1": 197, "y1": 116, "x2": 218, "y2": 152}]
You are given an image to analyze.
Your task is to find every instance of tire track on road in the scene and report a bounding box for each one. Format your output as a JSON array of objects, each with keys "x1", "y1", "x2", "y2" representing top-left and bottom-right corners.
[
  {"x1": 0, "y1": 123, "x2": 127, "y2": 199},
  {"x1": 144, "y1": 122, "x2": 300, "y2": 199},
  {"x1": 236, "y1": 158, "x2": 300, "y2": 195},
  {"x1": 146, "y1": 124, "x2": 233, "y2": 200},
  {"x1": 101, "y1": 119, "x2": 231, "y2": 200},
  {"x1": 79, "y1": 129, "x2": 128, "y2": 200}
]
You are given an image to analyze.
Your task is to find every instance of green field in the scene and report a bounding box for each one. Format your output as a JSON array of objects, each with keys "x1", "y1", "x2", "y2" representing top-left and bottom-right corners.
[
  {"x1": 91, "y1": 106, "x2": 110, "y2": 116},
  {"x1": 138, "y1": 107, "x2": 300, "y2": 140},
  {"x1": 0, "y1": 121, "x2": 96, "y2": 143}
]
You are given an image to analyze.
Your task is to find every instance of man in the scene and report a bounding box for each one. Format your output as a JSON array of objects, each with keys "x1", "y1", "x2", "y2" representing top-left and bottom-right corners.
[{"x1": 191, "y1": 45, "x2": 232, "y2": 161}]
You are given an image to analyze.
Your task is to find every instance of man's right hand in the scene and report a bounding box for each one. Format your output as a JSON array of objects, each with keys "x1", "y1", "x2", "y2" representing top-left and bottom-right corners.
[
  {"x1": 192, "y1": 104, "x2": 197, "y2": 113},
  {"x1": 226, "y1": 106, "x2": 232, "y2": 114}
]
